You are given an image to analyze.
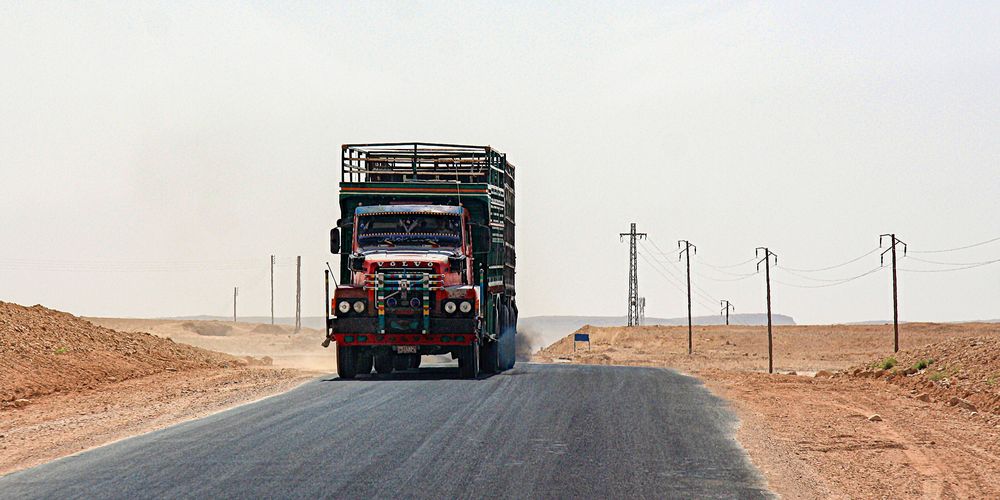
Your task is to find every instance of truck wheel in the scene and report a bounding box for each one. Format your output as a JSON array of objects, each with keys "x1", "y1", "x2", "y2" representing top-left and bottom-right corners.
[
  {"x1": 458, "y1": 343, "x2": 479, "y2": 379},
  {"x1": 336, "y1": 346, "x2": 357, "y2": 379},
  {"x1": 356, "y1": 350, "x2": 374, "y2": 375},
  {"x1": 374, "y1": 352, "x2": 394, "y2": 375},
  {"x1": 480, "y1": 338, "x2": 499, "y2": 374},
  {"x1": 506, "y1": 303, "x2": 518, "y2": 370}
]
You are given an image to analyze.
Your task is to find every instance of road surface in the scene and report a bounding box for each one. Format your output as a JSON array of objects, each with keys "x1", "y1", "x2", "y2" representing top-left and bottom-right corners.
[{"x1": 0, "y1": 364, "x2": 770, "y2": 499}]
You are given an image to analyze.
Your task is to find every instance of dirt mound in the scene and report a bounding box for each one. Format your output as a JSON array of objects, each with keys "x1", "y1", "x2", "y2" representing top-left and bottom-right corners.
[
  {"x1": 0, "y1": 302, "x2": 239, "y2": 406},
  {"x1": 182, "y1": 320, "x2": 232, "y2": 337},
  {"x1": 251, "y1": 323, "x2": 288, "y2": 335},
  {"x1": 848, "y1": 334, "x2": 1000, "y2": 415}
]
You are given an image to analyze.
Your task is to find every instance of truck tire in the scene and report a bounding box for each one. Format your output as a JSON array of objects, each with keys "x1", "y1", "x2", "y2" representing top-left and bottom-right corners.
[
  {"x1": 337, "y1": 346, "x2": 357, "y2": 379},
  {"x1": 458, "y1": 343, "x2": 479, "y2": 379},
  {"x1": 497, "y1": 302, "x2": 516, "y2": 371},
  {"x1": 480, "y1": 338, "x2": 499, "y2": 374},
  {"x1": 357, "y1": 350, "x2": 374, "y2": 375},
  {"x1": 507, "y1": 302, "x2": 518, "y2": 370},
  {"x1": 374, "y1": 352, "x2": 394, "y2": 375}
]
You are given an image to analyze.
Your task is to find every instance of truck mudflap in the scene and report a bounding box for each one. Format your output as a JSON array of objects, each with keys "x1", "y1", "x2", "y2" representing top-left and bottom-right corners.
[{"x1": 334, "y1": 333, "x2": 474, "y2": 346}]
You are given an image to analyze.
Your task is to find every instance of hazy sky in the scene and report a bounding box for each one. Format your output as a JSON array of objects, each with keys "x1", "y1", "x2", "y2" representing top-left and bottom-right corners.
[{"x1": 2, "y1": 1, "x2": 998, "y2": 324}]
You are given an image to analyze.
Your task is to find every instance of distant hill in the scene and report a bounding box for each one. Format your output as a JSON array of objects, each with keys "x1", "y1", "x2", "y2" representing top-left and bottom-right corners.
[
  {"x1": 167, "y1": 315, "x2": 327, "y2": 330},
  {"x1": 517, "y1": 313, "x2": 795, "y2": 356}
]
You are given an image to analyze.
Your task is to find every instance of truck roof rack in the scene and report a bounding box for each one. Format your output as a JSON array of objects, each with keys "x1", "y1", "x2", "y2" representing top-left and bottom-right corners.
[{"x1": 341, "y1": 142, "x2": 515, "y2": 184}]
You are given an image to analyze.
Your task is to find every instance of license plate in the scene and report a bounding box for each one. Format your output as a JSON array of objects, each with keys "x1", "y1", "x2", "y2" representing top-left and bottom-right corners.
[{"x1": 396, "y1": 345, "x2": 418, "y2": 354}]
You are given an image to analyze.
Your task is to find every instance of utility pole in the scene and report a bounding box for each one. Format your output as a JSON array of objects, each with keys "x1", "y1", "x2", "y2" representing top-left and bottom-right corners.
[
  {"x1": 678, "y1": 240, "x2": 697, "y2": 355},
  {"x1": 295, "y1": 256, "x2": 302, "y2": 332},
  {"x1": 756, "y1": 247, "x2": 777, "y2": 374},
  {"x1": 720, "y1": 300, "x2": 734, "y2": 326},
  {"x1": 639, "y1": 297, "x2": 646, "y2": 325},
  {"x1": 880, "y1": 234, "x2": 907, "y2": 353},
  {"x1": 270, "y1": 255, "x2": 275, "y2": 325},
  {"x1": 619, "y1": 223, "x2": 647, "y2": 327},
  {"x1": 233, "y1": 286, "x2": 238, "y2": 323}
]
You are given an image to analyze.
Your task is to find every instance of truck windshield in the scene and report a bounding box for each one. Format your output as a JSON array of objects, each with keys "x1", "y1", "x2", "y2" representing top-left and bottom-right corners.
[{"x1": 357, "y1": 214, "x2": 462, "y2": 249}]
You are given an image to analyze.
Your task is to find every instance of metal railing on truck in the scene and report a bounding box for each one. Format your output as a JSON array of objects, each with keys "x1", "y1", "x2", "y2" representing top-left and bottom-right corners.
[{"x1": 341, "y1": 142, "x2": 515, "y2": 184}]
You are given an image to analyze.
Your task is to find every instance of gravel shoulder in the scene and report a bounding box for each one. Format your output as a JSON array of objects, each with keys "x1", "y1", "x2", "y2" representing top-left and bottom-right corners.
[{"x1": 535, "y1": 323, "x2": 1000, "y2": 498}]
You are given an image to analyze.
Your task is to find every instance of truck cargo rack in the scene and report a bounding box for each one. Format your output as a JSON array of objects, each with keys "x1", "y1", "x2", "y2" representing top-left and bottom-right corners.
[{"x1": 342, "y1": 142, "x2": 515, "y2": 184}]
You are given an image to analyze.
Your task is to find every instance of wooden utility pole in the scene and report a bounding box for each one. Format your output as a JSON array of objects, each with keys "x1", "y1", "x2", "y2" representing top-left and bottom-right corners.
[
  {"x1": 720, "y1": 300, "x2": 734, "y2": 326},
  {"x1": 756, "y1": 247, "x2": 777, "y2": 374},
  {"x1": 678, "y1": 240, "x2": 697, "y2": 355},
  {"x1": 295, "y1": 256, "x2": 302, "y2": 332},
  {"x1": 270, "y1": 255, "x2": 275, "y2": 325},
  {"x1": 880, "y1": 234, "x2": 907, "y2": 353},
  {"x1": 233, "y1": 286, "x2": 238, "y2": 323}
]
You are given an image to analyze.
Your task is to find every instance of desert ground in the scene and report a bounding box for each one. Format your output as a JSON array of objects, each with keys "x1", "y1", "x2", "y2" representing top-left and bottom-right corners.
[
  {"x1": 536, "y1": 323, "x2": 1000, "y2": 498},
  {"x1": 0, "y1": 303, "x2": 318, "y2": 475},
  {"x1": 87, "y1": 317, "x2": 334, "y2": 372}
]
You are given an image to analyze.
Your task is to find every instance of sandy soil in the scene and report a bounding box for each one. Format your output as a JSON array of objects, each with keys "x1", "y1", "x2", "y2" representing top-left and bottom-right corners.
[
  {"x1": 0, "y1": 303, "x2": 314, "y2": 475},
  {"x1": 536, "y1": 323, "x2": 1000, "y2": 499},
  {"x1": 87, "y1": 317, "x2": 334, "y2": 372}
]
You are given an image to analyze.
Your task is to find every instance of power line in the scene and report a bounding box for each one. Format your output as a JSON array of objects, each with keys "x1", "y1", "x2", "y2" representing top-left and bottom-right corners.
[
  {"x1": 693, "y1": 270, "x2": 756, "y2": 282},
  {"x1": 905, "y1": 255, "x2": 1000, "y2": 266},
  {"x1": 639, "y1": 246, "x2": 718, "y2": 308},
  {"x1": 702, "y1": 256, "x2": 757, "y2": 269},
  {"x1": 777, "y1": 247, "x2": 880, "y2": 272},
  {"x1": 773, "y1": 266, "x2": 885, "y2": 288},
  {"x1": 642, "y1": 241, "x2": 719, "y2": 303},
  {"x1": 900, "y1": 258, "x2": 1000, "y2": 273},
  {"x1": 637, "y1": 252, "x2": 717, "y2": 312},
  {"x1": 910, "y1": 235, "x2": 1000, "y2": 254},
  {"x1": 776, "y1": 264, "x2": 881, "y2": 283}
]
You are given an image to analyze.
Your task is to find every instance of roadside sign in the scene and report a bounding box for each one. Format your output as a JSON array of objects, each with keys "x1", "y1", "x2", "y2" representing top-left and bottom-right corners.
[{"x1": 573, "y1": 333, "x2": 590, "y2": 351}]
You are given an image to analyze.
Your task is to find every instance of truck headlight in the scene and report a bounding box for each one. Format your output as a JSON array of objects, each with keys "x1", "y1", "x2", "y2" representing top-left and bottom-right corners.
[
  {"x1": 459, "y1": 301, "x2": 472, "y2": 313},
  {"x1": 444, "y1": 301, "x2": 457, "y2": 314},
  {"x1": 338, "y1": 301, "x2": 351, "y2": 314},
  {"x1": 353, "y1": 301, "x2": 366, "y2": 313}
]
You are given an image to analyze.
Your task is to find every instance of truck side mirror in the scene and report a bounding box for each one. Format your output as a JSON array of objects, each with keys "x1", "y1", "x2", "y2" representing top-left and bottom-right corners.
[{"x1": 330, "y1": 228, "x2": 341, "y2": 254}]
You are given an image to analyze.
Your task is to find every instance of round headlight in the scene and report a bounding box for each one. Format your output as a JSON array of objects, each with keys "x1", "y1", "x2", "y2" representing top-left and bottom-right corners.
[
  {"x1": 459, "y1": 301, "x2": 472, "y2": 313},
  {"x1": 410, "y1": 297, "x2": 421, "y2": 308},
  {"x1": 338, "y1": 301, "x2": 351, "y2": 314},
  {"x1": 353, "y1": 301, "x2": 366, "y2": 313},
  {"x1": 444, "y1": 301, "x2": 457, "y2": 314}
]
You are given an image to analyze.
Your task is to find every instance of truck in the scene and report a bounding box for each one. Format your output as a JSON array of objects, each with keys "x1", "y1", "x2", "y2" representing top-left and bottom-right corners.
[{"x1": 323, "y1": 142, "x2": 517, "y2": 379}]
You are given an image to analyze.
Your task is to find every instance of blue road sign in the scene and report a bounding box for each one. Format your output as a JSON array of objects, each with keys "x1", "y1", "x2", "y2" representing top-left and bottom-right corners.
[{"x1": 574, "y1": 333, "x2": 590, "y2": 342}]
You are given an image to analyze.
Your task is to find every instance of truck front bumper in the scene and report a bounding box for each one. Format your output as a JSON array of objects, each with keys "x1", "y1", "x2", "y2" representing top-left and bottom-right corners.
[{"x1": 327, "y1": 317, "x2": 477, "y2": 346}]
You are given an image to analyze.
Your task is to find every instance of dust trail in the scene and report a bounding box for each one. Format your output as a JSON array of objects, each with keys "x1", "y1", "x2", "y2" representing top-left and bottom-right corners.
[{"x1": 515, "y1": 324, "x2": 544, "y2": 361}]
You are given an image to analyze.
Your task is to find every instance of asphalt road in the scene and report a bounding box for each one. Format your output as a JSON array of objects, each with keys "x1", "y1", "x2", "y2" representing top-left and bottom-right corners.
[{"x1": 0, "y1": 364, "x2": 770, "y2": 499}]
